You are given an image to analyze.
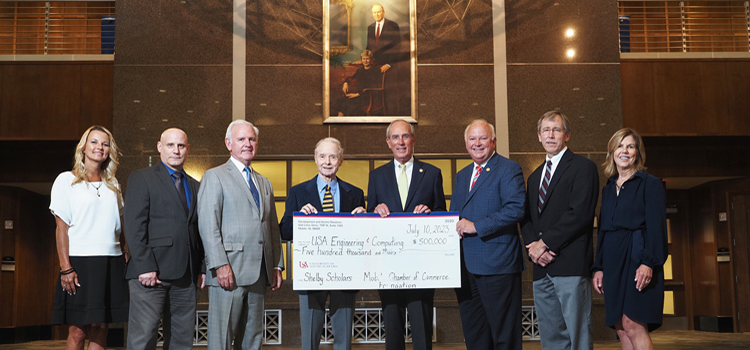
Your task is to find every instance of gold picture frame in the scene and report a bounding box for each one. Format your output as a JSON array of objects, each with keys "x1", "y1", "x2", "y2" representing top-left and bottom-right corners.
[{"x1": 323, "y1": 0, "x2": 417, "y2": 123}]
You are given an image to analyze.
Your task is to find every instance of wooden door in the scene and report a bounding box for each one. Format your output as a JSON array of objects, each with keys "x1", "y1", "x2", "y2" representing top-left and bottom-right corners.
[{"x1": 730, "y1": 194, "x2": 750, "y2": 332}]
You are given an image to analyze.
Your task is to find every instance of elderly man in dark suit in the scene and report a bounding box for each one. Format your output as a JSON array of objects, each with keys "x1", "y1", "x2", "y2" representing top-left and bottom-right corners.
[
  {"x1": 280, "y1": 137, "x2": 366, "y2": 350},
  {"x1": 124, "y1": 128, "x2": 205, "y2": 350},
  {"x1": 366, "y1": 3, "x2": 403, "y2": 115},
  {"x1": 197, "y1": 120, "x2": 284, "y2": 350},
  {"x1": 451, "y1": 119, "x2": 526, "y2": 350},
  {"x1": 366, "y1": 4, "x2": 401, "y2": 73},
  {"x1": 521, "y1": 111, "x2": 599, "y2": 350},
  {"x1": 367, "y1": 119, "x2": 446, "y2": 350}
]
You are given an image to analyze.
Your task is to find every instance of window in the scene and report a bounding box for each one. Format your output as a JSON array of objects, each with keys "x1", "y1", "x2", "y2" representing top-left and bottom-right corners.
[
  {"x1": 0, "y1": 1, "x2": 115, "y2": 56},
  {"x1": 619, "y1": 1, "x2": 750, "y2": 53}
]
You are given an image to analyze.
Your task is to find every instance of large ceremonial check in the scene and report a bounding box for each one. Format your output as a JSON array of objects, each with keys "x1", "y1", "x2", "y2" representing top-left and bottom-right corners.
[{"x1": 292, "y1": 212, "x2": 460, "y2": 290}]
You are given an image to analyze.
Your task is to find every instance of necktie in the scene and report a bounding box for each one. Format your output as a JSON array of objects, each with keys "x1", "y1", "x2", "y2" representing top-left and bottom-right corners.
[
  {"x1": 172, "y1": 172, "x2": 189, "y2": 215},
  {"x1": 397, "y1": 164, "x2": 408, "y2": 209},
  {"x1": 470, "y1": 165, "x2": 482, "y2": 191},
  {"x1": 376, "y1": 23, "x2": 380, "y2": 42},
  {"x1": 538, "y1": 160, "x2": 552, "y2": 213},
  {"x1": 322, "y1": 186, "x2": 334, "y2": 212},
  {"x1": 244, "y1": 167, "x2": 261, "y2": 211}
]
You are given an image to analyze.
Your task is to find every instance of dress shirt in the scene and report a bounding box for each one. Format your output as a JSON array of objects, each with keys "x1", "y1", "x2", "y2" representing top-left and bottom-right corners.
[
  {"x1": 470, "y1": 151, "x2": 495, "y2": 188},
  {"x1": 229, "y1": 156, "x2": 260, "y2": 190},
  {"x1": 317, "y1": 176, "x2": 340, "y2": 213},
  {"x1": 393, "y1": 157, "x2": 414, "y2": 187},
  {"x1": 538, "y1": 147, "x2": 568, "y2": 189},
  {"x1": 163, "y1": 162, "x2": 192, "y2": 210},
  {"x1": 375, "y1": 19, "x2": 385, "y2": 35}
]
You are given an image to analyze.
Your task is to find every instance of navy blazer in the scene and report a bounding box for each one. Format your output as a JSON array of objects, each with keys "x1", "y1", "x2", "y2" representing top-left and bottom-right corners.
[
  {"x1": 521, "y1": 150, "x2": 599, "y2": 280},
  {"x1": 451, "y1": 153, "x2": 526, "y2": 275},
  {"x1": 366, "y1": 158, "x2": 446, "y2": 214},
  {"x1": 124, "y1": 163, "x2": 204, "y2": 281},
  {"x1": 279, "y1": 175, "x2": 365, "y2": 241}
]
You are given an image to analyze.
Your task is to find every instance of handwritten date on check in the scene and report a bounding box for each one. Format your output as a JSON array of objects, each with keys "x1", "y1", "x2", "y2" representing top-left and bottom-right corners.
[{"x1": 292, "y1": 212, "x2": 461, "y2": 290}]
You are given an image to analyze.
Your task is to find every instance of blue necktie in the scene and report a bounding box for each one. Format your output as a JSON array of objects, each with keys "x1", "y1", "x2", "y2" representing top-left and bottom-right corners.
[{"x1": 244, "y1": 167, "x2": 261, "y2": 210}]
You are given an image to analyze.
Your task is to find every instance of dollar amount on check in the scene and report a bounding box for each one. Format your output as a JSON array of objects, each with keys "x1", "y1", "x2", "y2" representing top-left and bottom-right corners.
[{"x1": 292, "y1": 212, "x2": 460, "y2": 290}]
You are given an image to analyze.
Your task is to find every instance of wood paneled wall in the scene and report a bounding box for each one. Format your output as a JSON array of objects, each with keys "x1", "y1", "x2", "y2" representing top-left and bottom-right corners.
[
  {"x1": 687, "y1": 178, "x2": 750, "y2": 327},
  {"x1": 622, "y1": 60, "x2": 750, "y2": 136},
  {"x1": 0, "y1": 186, "x2": 56, "y2": 327},
  {"x1": 0, "y1": 62, "x2": 113, "y2": 141}
]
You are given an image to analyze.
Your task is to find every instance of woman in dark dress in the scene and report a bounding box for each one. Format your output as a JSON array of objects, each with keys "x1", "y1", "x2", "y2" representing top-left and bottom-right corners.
[
  {"x1": 592, "y1": 128, "x2": 668, "y2": 350},
  {"x1": 334, "y1": 49, "x2": 384, "y2": 116}
]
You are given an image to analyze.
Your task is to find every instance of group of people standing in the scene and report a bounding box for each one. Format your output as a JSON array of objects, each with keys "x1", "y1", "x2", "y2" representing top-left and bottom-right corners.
[{"x1": 49, "y1": 112, "x2": 667, "y2": 350}]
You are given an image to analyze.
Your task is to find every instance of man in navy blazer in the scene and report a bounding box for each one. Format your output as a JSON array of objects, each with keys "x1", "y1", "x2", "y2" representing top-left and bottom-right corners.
[
  {"x1": 124, "y1": 128, "x2": 205, "y2": 350},
  {"x1": 279, "y1": 138, "x2": 366, "y2": 350},
  {"x1": 367, "y1": 120, "x2": 446, "y2": 350},
  {"x1": 521, "y1": 111, "x2": 599, "y2": 350},
  {"x1": 451, "y1": 120, "x2": 526, "y2": 350}
]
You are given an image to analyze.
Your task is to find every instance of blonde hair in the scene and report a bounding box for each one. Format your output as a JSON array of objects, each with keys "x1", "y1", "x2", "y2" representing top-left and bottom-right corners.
[
  {"x1": 602, "y1": 127, "x2": 646, "y2": 177},
  {"x1": 71, "y1": 125, "x2": 121, "y2": 196}
]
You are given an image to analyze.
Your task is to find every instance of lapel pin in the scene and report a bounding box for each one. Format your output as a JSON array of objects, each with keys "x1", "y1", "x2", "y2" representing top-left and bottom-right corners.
[
  {"x1": 485, "y1": 167, "x2": 491, "y2": 172},
  {"x1": 419, "y1": 168, "x2": 424, "y2": 173}
]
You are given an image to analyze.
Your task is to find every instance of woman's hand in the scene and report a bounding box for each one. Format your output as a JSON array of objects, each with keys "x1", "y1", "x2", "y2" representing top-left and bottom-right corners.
[
  {"x1": 61, "y1": 270, "x2": 80, "y2": 295},
  {"x1": 592, "y1": 271, "x2": 604, "y2": 295},
  {"x1": 635, "y1": 264, "x2": 653, "y2": 291}
]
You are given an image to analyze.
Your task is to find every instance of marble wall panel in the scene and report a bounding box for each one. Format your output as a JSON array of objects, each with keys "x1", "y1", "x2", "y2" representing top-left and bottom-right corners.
[
  {"x1": 246, "y1": 0, "x2": 322, "y2": 64},
  {"x1": 115, "y1": 0, "x2": 233, "y2": 65},
  {"x1": 417, "y1": 0, "x2": 494, "y2": 64},
  {"x1": 415, "y1": 65, "x2": 496, "y2": 154},
  {"x1": 246, "y1": 66, "x2": 324, "y2": 127},
  {"x1": 505, "y1": 0, "x2": 620, "y2": 64},
  {"x1": 113, "y1": 66, "x2": 232, "y2": 156},
  {"x1": 507, "y1": 64, "x2": 622, "y2": 153}
]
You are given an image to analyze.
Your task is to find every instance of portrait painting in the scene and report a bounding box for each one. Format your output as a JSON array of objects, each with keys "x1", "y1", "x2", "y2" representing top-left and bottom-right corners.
[{"x1": 324, "y1": 0, "x2": 416, "y2": 123}]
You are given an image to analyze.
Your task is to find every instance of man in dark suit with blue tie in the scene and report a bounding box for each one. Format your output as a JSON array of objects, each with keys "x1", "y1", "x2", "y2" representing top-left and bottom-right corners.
[
  {"x1": 279, "y1": 137, "x2": 366, "y2": 350},
  {"x1": 451, "y1": 119, "x2": 526, "y2": 350},
  {"x1": 521, "y1": 111, "x2": 599, "y2": 350},
  {"x1": 124, "y1": 128, "x2": 205, "y2": 350},
  {"x1": 367, "y1": 119, "x2": 446, "y2": 350}
]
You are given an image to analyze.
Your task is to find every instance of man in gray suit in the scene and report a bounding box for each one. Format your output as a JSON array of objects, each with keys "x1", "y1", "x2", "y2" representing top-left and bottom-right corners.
[
  {"x1": 197, "y1": 120, "x2": 284, "y2": 350},
  {"x1": 124, "y1": 128, "x2": 205, "y2": 350}
]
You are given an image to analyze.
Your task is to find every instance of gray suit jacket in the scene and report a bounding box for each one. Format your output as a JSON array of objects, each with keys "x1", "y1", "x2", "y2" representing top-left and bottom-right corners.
[{"x1": 197, "y1": 159, "x2": 283, "y2": 287}]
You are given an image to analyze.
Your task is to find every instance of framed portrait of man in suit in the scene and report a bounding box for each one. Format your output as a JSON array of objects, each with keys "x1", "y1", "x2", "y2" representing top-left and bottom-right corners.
[{"x1": 323, "y1": 0, "x2": 417, "y2": 123}]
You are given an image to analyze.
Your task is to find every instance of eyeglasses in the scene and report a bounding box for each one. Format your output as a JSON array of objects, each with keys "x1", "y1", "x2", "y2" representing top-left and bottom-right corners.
[{"x1": 540, "y1": 127, "x2": 564, "y2": 135}]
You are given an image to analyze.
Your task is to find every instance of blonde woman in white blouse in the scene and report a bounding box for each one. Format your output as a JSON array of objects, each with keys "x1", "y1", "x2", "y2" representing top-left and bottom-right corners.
[{"x1": 50, "y1": 125, "x2": 129, "y2": 350}]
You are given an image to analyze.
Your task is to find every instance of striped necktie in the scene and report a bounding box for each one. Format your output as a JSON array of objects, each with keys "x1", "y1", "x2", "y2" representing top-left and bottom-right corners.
[
  {"x1": 538, "y1": 160, "x2": 552, "y2": 213},
  {"x1": 322, "y1": 185, "x2": 334, "y2": 212},
  {"x1": 470, "y1": 165, "x2": 482, "y2": 191}
]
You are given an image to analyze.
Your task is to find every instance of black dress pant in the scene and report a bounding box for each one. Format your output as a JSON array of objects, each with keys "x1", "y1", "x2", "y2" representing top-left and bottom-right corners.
[{"x1": 379, "y1": 288, "x2": 434, "y2": 350}]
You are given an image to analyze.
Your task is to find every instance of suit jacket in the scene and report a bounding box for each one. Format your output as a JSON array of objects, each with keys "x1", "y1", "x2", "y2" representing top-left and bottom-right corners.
[
  {"x1": 367, "y1": 158, "x2": 446, "y2": 215},
  {"x1": 197, "y1": 159, "x2": 283, "y2": 287},
  {"x1": 124, "y1": 163, "x2": 204, "y2": 282},
  {"x1": 521, "y1": 150, "x2": 599, "y2": 280},
  {"x1": 366, "y1": 18, "x2": 402, "y2": 67},
  {"x1": 279, "y1": 175, "x2": 365, "y2": 295},
  {"x1": 279, "y1": 175, "x2": 365, "y2": 241},
  {"x1": 451, "y1": 153, "x2": 526, "y2": 275}
]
